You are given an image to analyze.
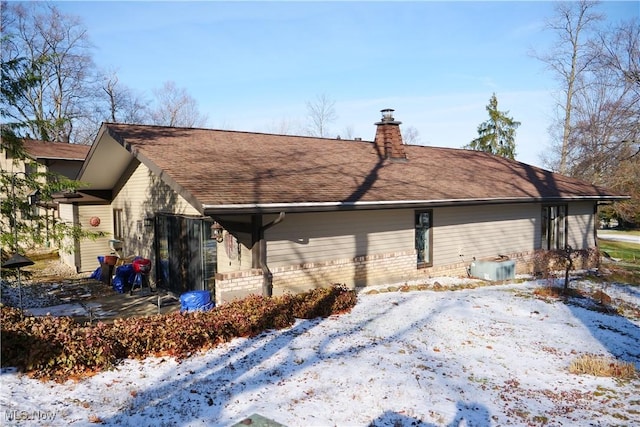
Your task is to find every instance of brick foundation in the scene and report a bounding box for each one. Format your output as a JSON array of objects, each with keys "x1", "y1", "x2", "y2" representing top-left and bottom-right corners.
[
  {"x1": 214, "y1": 269, "x2": 263, "y2": 304},
  {"x1": 214, "y1": 250, "x2": 540, "y2": 305}
]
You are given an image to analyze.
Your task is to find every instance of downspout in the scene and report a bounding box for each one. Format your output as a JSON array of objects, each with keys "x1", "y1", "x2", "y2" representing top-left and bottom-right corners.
[{"x1": 259, "y1": 212, "x2": 285, "y2": 297}]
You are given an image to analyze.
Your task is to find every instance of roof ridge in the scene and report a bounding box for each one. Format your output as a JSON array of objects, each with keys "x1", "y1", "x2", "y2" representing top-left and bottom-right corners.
[{"x1": 104, "y1": 122, "x2": 372, "y2": 143}]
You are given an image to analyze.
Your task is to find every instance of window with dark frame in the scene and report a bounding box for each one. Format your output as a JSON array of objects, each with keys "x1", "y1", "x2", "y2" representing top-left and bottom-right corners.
[
  {"x1": 113, "y1": 209, "x2": 124, "y2": 239},
  {"x1": 541, "y1": 205, "x2": 567, "y2": 250},
  {"x1": 415, "y1": 210, "x2": 433, "y2": 267}
]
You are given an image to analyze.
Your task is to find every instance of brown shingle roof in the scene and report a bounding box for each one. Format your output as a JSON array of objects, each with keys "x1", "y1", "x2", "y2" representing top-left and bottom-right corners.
[
  {"x1": 103, "y1": 123, "x2": 625, "y2": 213},
  {"x1": 23, "y1": 139, "x2": 90, "y2": 161}
]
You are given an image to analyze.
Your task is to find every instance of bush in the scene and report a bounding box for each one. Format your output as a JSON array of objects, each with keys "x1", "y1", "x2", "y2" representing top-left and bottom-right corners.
[
  {"x1": 0, "y1": 284, "x2": 356, "y2": 381},
  {"x1": 290, "y1": 284, "x2": 358, "y2": 319},
  {"x1": 533, "y1": 247, "x2": 600, "y2": 279}
]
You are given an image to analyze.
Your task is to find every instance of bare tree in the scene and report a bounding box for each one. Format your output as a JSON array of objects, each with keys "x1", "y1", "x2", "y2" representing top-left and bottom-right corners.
[
  {"x1": 150, "y1": 81, "x2": 208, "y2": 128},
  {"x1": 1, "y1": 2, "x2": 99, "y2": 143},
  {"x1": 570, "y1": 19, "x2": 640, "y2": 226},
  {"x1": 534, "y1": 0, "x2": 603, "y2": 173},
  {"x1": 70, "y1": 70, "x2": 152, "y2": 144},
  {"x1": 305, "y1": 94, "x2": 337, "y2": 137},
  {"x1": 101, "y1": 70, "x2": 150, "y2": 124},
  {"x1": 339, "y1": 125, "x2": 355, "y2": 140},
  {"x1": 403, "y1": 126, "x2": 421, "y2": 145},
  {"x1": 265, "y1": 118, "x2": 303, "y2": 135}
]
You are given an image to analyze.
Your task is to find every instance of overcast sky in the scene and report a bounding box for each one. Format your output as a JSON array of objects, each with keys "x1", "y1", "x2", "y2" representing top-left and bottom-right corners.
[{"x1": 54, "y1": 1, "x2": 638, "y2": 168}]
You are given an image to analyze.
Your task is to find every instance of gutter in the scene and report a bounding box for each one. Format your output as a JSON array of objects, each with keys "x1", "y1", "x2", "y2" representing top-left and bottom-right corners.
[
  {"x1": 259, "y1": 212, "x2": 285, "y2": 297},
  {"x1": 203, "y1": 195, "x2": 629, "y2": 215}
]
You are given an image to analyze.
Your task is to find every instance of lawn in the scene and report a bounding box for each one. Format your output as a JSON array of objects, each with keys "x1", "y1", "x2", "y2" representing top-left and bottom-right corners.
[
  {"x1": 598, "y1": 230, "x2": 640, "y2": 274},
  {"x1": 599, "y1": 239, "x2": 640, "y2": 262}
]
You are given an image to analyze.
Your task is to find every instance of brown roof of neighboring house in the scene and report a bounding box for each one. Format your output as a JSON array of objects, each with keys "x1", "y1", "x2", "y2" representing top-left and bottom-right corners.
[
  {"x1": 23, "y1": 139, "x2": 90, "y2": 161},
  {"x1": 100, "y1": 123, "x2": 626, "y2": 214}
]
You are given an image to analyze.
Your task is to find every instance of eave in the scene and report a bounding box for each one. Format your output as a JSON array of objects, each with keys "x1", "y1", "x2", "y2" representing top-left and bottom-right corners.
[{"x1": 203, "y1": 194, "x2": 629, "y2": 215}]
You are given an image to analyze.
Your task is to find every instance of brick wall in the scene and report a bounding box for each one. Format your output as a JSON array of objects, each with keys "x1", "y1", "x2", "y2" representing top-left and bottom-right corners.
[
  {"x1": 213, "y1": 249, "x2": 542, "y2": 305},
  {"x1": 417, "y1": 250, "x2": 537, "y2": 279},
  {"x1": 215, "y1": 269, "x2": 263, "y2": 305},
  {"x1": 271, "y1": 251, "x2": 416, "y2": 295}
]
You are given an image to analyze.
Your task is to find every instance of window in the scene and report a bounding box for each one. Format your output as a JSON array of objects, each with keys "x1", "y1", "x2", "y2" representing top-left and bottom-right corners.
[
  {"x1": 541, "y1": 205, "x2": 567, "y2": 250},
  {"x1": 113, "y1": 209, "x2": 124, "y2": 239},
  {"x1": 415, "y1": 210, "x2": 433, "y2": 267},
  {"x1": 24, "y1": 162, "x2": 38, "y2": 177}
]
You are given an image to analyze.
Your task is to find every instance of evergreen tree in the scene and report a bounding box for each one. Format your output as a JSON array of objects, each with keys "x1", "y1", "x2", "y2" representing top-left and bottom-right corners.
[
  {"x1": 466, "y1": 93, "x2": 521, "y2": 159},
  {"x1": 1, "y1": 37, "x2": 102, "y2": 254}
]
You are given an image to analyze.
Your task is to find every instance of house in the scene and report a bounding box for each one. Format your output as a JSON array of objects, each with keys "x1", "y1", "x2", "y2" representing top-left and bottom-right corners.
[
  {"x1": 20, "y1": 139, "x2": 91, "y2": 179},
  {"x1": 1, "y1": 139, "x2": 90, "y2": 249},
  {"x1": 58, "y1": 110, "x2": 626, "y2": 304}
]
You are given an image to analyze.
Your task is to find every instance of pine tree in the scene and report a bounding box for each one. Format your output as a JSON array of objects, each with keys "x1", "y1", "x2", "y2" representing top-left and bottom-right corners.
[
  {"x1": 1, "y1": 37, "x2": 102, "y2": 253},
  {"x1": 466, "y1": 93, "x2": 521, "y2": 159}
]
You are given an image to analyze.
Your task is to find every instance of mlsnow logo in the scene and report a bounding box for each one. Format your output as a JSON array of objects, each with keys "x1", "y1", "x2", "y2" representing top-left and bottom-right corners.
[{"x1": 5, "y1": 409, "x2": 57, "y2": 422}]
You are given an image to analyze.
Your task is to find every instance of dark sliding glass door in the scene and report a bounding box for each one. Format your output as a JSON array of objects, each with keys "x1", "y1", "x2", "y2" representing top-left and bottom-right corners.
[{"x1": 155, "y1": 215, "x2": 216, "y2": 295}]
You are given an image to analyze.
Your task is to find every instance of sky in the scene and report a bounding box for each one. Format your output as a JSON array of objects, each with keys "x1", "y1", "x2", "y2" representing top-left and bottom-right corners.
[
  {"x1": 2, "y1": 276, "x2": 639, "y2": 425},
  {"x1": 52, "y1": 1, "x2": 640, "y2": 168}
]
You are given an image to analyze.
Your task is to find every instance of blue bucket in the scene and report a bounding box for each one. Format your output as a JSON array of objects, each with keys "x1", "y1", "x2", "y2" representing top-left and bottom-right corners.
[{"x1": 180, "y1": 290, "x2": 214, "y2": 312}]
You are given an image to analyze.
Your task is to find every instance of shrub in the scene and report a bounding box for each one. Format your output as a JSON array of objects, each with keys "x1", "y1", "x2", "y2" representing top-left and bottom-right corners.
[
  {"x1": 569, "y1": 354, "x2": 637, "y2": 379},
  {"x1": 0, "y1": 284, "x2": 357, "y2": 381},
  {"x1": 533, "y1": 248, "x2": 600, "y2": 279},
  {"x1": 290, "y1": 284, "x2": 358, "y2": 319}
]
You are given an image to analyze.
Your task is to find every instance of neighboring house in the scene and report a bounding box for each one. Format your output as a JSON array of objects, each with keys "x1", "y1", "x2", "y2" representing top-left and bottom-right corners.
[
  {"x1": 1, "y1": 139, "x2": 90, "y2": 248},
  {"x1": 20, "y1": 139, "x2": 91, "y2": 179},
  {"x1": 58, "y1": 110, "x2": 626, "y2": 305}
]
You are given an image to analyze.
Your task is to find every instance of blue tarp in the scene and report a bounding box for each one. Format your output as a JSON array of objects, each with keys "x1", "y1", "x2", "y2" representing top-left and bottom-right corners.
[
  {"x1": 180, "y1": 290, "x2": 214, "y2": 312},
  {"x1": 90, "y1": 256, "x2": 105, "y2": 280},
  {"x1": 112, "y1": 264, "x2": 135, "y2": 294}
]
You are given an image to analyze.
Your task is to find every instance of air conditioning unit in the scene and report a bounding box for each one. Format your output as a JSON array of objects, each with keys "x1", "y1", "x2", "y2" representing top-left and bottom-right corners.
[{"x1": 470, "y1": 259, "x2": 515, "y2": 281}]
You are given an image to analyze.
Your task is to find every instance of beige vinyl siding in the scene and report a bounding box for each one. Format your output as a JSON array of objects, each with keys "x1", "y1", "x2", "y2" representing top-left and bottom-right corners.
[
  {"x1": 266, "y1": 210, "x2": 413, "y2": 267},
  {"x1": 217, "y1": 231, "x2": 253, "y2": 273},
  {"x1": 77, "y1": 205, "x2": 112, "y2": 272},
  {"x1": 111, "y1": 161, "x2": 199, "y2": 260},
  {"x1": 567, "y1": 201, "x2": 596, "y2": 250},
  {"x1": 432, "y1": 204, "x2": 538, "y2": 266},
  {"x1": 58, "y1": 203, "x2": 77, "y2": 269}
]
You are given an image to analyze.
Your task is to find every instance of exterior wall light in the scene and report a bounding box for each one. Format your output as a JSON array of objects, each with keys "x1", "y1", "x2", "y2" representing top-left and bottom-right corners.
[
  {"x1": 144, "y1": 217, "x2": 154, "y2": 228},
  {"x1": 211, "y1": 222, "x2": 224, "y2": 243}
]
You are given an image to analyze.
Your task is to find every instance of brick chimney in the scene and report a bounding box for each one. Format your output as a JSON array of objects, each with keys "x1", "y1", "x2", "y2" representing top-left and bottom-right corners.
[{"x1": 374, "y1": 108, "x2": 407, "y2": 161}]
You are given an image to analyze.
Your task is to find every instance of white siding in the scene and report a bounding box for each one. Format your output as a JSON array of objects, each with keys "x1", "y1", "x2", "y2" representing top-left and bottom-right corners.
[
  {"x1": 266, "y1": 210, "x2": 414, "y2": 267},
  {"x1": 433, "y1": 204, "x2": 538, "y2": 266},
  {"x1": 567, "y1": 202, "x2": 596, "y2": 249}
]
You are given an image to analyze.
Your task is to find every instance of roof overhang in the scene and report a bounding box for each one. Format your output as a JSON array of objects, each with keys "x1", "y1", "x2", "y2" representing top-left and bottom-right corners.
[
  {"x1": 35, "y1": 156, "x2": 86, "y2": 161},
  {"x1": 203, "y1": 195, "x2": 629, "y2": 215},
  {"x1": 76, "y1": 125, "x2": 134, "y2": 190},
  {"x1": 53, "y1": 190, "x2": 112, "y2": 204}
]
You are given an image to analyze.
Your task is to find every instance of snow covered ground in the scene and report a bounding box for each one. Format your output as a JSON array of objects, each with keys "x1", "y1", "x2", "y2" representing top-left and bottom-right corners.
[
  {"x1": 1, "y1": 277, "x2": 639, "y2": 426},
  {"x1": 597, "y1": 230, "x2": 640, "y2": 244}
]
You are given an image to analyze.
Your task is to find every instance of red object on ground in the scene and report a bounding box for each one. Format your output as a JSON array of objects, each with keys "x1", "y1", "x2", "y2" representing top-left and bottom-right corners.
[{"x1": 132, "y1": 258, "x2": 151, "y2": 274}]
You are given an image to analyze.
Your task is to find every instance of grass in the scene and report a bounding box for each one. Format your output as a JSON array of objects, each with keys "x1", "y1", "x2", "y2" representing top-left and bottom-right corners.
[
  {"x1": 569, "y1": 354, "x2": 637, "y2": 379},
  {"x1": 599, "y1": 239, "x2": 640, "y2": 264},
  {"x1": 598, "y1": 230, "x2": 640, "y2": 285},
  {"x1": 598, "y1": 229, "x2": 640, "y2": 265},
  {"x1": 597, "y1": 233, "x2": 640, "y2": 285}
]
